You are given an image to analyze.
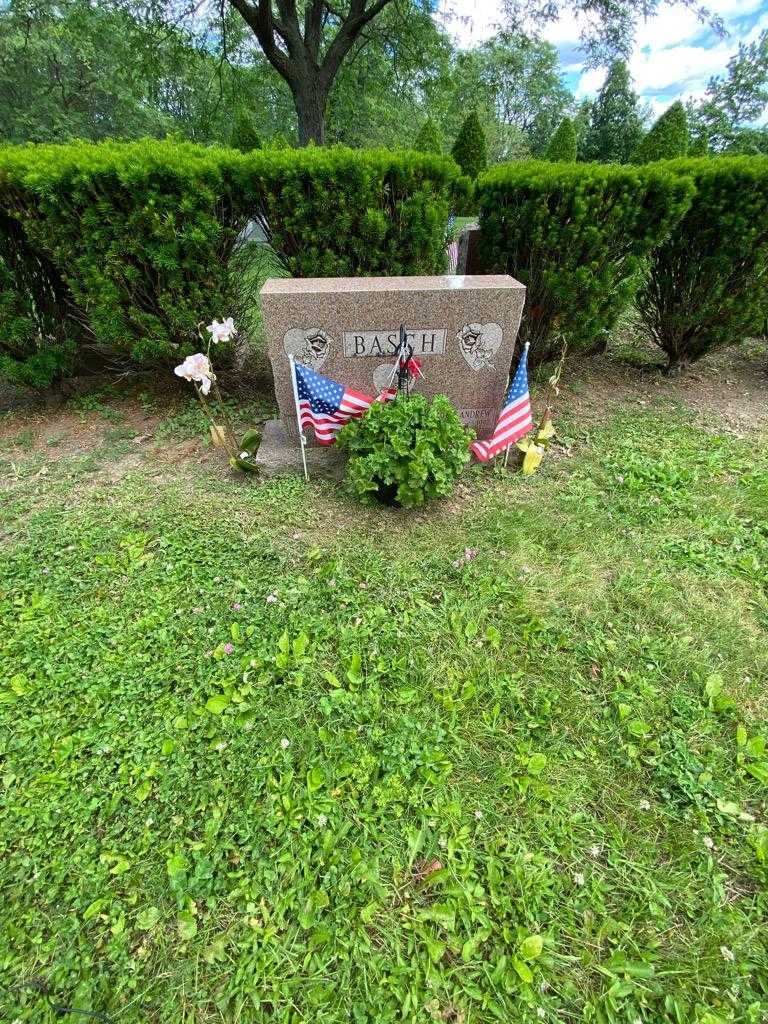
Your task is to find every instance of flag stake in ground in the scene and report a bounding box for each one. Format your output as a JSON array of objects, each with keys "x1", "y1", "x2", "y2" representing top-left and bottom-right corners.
[{"x1": 288, "y1": 354, "x2": 309, "y2": 482}]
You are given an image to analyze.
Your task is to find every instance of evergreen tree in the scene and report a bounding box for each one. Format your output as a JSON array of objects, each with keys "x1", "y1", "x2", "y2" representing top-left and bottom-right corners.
[
  {"x1": 573, "y1": 98, "x2": 593, "y2": 159},
  {"x1": 451, "y1": 110, "x2": 488, "y2": 178},
  {"x1": 631, "y1": 101, "x2": 689, "y2": 162},
  {"x1": 544, "y1": 117, "x2": 577, "y2": 161},
  {"x1": 581, "y1": 61, "x2": 645, "y2": 163},
  {"x1": 231, "y1": 110, "x2": 262, "y2": 152},
  {"x1": 414, "y1": 117, "x2": 443, "y2": 154},
  {"x1": 688, "y1": 132, "x2": 709, "y2": 157}
]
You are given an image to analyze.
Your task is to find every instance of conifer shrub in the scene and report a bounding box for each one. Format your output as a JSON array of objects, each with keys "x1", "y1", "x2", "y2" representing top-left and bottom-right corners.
[
  {"x1": 477, "y1": 160, "x2": 694, "y2": 362},
  {"x1": 544, "y1": 118, "x2": 577, "y2": 162},
  {"x1": 637, "y1": 157, "x2": 768, "y2": 370},
  {"x1": 451, "y1": 111, "x2": 488, "y2": 179},
  {"x1": 231, "y1": 110, "x2": 263, "y2": 153},
  {"x1": 0, "y1": 141, "x2": 464, "y2": 385},
  {"x1": 248, "y1": 146, "x2": 463, "y2": 278},
  {"x1": 0, "y1": 140, "x2": 251, "y2": 377},
  {"x1": 414, "y1": 118, "x2": 444, "y2": 155},
  {"x1": 632, "y1": 101, "x2": 689, "y2": 163}
]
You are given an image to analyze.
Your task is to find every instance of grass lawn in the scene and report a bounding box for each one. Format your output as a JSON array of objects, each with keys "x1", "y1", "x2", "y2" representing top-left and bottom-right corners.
[{"x1": 1, "y1": 362, "x2": 768, "y2": 1022}]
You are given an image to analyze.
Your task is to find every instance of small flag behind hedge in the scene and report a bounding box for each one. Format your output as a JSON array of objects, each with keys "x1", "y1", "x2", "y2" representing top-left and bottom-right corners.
[{"x1": 471, "y1": 343, "x2": 533, "y2": 462}]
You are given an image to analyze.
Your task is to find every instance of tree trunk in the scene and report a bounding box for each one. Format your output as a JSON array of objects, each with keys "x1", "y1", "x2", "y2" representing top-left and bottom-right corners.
[
  {"x1": 225, "y1": 0, "x2": 397, "y2": 148},
  {"x1": 293, "y1": 77, "x2": 327, "y2": 146}
]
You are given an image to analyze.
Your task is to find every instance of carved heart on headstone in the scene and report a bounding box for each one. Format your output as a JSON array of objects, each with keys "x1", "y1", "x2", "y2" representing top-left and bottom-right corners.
[
  {"x1": 456, "y1": 322, "x2": 503, "y2": 372},
  {"x1": 372, "y1": 362, "x2": 397, "y2": 395},
  {"x1": 283, "y1": 327, "x2": 332, "y2": 370}
]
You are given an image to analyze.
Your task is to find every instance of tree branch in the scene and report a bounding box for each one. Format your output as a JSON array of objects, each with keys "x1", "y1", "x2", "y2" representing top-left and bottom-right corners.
[
  {"x1": 320, "y1": 0, "x2": 395, "y2": 88},
  {"x1": 274, "y1": 0, "x2": 310, "y2": 62},
  {"x1": 304, "y1": 0, "x2": 325, "y2": 61},
  {"x1": 226, "y1": 0, "x2": 292, "y2": 80}
]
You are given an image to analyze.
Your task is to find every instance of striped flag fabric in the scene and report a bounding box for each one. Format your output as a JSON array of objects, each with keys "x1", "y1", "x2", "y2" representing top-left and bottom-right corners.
[
  {"x1": 294, "y1": 361, "x2": 382, "y2": 445},
  {"x1": 471, "y1": 344, "x2": 533, "y2": 462}
]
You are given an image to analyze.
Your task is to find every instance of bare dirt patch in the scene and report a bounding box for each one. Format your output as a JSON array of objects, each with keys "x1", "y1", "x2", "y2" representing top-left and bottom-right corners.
[
  {"x1": 556, "y1": 338, "x2": 768, "y2": 436},
  {"x1": 2, "y1": 341, "x2": 766, "y2": 490}
]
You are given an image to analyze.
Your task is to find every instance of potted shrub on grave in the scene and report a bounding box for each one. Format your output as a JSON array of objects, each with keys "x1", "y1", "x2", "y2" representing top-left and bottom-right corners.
[{"x1": 337, "y1": 393, "x2": 473, "y2": 508}]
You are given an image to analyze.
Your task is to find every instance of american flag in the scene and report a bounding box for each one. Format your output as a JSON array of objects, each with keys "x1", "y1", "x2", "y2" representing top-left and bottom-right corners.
[
  {"x1": 471, "y1": 345, "x2": 533, "y2": 462},
  {"x1": 294, "y1": 361, "x2": 381, "y2": 445}
]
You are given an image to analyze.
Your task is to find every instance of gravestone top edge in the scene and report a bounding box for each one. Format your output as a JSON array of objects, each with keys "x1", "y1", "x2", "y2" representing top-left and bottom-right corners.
[{"x1": 260, "y1": 274, "x2": 524, "y2": 297}]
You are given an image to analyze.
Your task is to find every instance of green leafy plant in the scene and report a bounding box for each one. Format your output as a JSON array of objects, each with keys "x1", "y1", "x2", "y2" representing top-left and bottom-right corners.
[
  {"x1": 632, "y1": 101, "x2": 690, "y2": 163},
  {"x1": 637, "y1": 156, "x2": 768, "y2": 370},
  {"x1": 337, "y1": 394, "x2": 473, "y2": 507},
  {"x1": 544, "y1": 117, "x2": 577, "y2": 162},
  {"x1": 477, "y1": 160, "x2": 694, "y2": 362}
]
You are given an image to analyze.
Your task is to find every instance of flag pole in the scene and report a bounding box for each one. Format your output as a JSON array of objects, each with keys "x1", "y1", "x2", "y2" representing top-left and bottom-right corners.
[
  {"x1": 503, "y1": 342, "x2": 530, "y2": 471},
  {"x1": 386, "y1": 325, "x2": 407, "y2": 391},
  {"x1": 288, "y1": 354, "x2": 309, "y2": 482}
]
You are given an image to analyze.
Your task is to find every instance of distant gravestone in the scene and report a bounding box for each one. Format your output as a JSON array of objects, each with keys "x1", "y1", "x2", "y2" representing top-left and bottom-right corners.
[
  {"x1": 456, "y1": 224, "x2": 482, "y2": 274},
  {"x1": 257, "y1": 273, "x2": 525, "y2": 473}
]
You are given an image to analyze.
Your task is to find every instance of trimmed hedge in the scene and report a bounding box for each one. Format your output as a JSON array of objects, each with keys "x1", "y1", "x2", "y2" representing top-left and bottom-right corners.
[
  {"x1": 637, "y1": 157, "x2": 768, "y2": 369},
  {"x1": 0, "y1": 141, "x2": 464, "y2": 387},
  {"x1": 477, "y1": 160, "x2": 694, "y2": 362},
  {"x1": 251, "y1": 146, "x2": 462, "y2": 278}
]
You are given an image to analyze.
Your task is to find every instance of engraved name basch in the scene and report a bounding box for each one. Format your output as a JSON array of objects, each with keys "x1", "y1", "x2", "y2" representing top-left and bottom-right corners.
[{"x1": 343, "y1": 329, "x2": 447, "y2": 358}]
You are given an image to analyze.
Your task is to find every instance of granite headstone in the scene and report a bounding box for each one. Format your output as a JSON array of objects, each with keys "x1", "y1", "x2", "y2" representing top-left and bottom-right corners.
[{"x1": 259, "y1": 274, "x2": 526, "y2": 457}]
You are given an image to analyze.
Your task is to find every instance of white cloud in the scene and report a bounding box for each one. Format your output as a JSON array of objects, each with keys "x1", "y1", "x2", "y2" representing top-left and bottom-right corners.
[
  {"x1": 575, "y1": 67, "x2": 607, "y2": 99},
  {"x1": 437, "y1": 0, "x2": 768, "y2": 115}
]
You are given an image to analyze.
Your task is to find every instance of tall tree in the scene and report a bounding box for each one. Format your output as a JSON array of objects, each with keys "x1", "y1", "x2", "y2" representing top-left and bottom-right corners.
[
  {"x1": 573, "y1": 98, "x2": 593, "y2": 159},
  {"x1": 689, "y1": 31, "x2": 768, "y2": 152},
  {"x1": 223, "y1": 0, "x2": 398, "y2": 145},
  {"x1": 0, "y1": 0, "x2": 295, "y2": 145},
  {"x1": 325, "y1": 4, "x2": 452, "y2": 148},
  {"x1": 500, "y1": 0, "x2": 723, "y2": 64},
  {"x1": 427, "y1": 34, "x2": 572, "y2": 162},
  {"x1": 581, "y1": 60, "x2": 645, "y2": 162},
  {"x1": 176, "y1": 0, "x2": 724, "y2": 146}
]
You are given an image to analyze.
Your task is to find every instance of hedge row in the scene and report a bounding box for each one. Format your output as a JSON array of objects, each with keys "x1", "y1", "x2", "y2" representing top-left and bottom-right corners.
[
  {"x1": 476, "y1": 161, "x2": 695, "y2": 363},
  {"x1": 477, "y1": 157, "x2": 768, "y2": 367},
  {"x1": 637, "y1": 158, "x2": 768, "y2": 369},
  {"x1": 0, "y1": 141, "x2": 466, "y2": 387},
  {"x1": 3, "y1": 142, "x2": 767, "y2": 388}
]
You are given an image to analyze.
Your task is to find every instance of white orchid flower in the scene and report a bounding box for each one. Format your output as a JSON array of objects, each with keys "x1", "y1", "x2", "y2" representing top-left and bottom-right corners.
[
  {"x1": 206, "y1": 317, "x2": 236, "y2": 344},
  {"x1": 174, "y1": 352, "x2": 213, "y2": 395}
]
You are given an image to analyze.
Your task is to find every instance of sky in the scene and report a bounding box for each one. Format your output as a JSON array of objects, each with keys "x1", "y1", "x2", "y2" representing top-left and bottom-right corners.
[{"x1": 437, "y1": 0, "x2": 768, "y2": 119}]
